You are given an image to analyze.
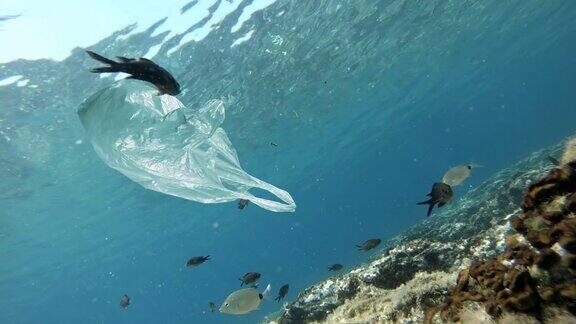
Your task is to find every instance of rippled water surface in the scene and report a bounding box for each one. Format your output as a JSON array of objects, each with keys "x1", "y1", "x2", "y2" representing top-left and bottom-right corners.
[{"x1": 1, "y1": 1, "x2": 576, "y2": 323}]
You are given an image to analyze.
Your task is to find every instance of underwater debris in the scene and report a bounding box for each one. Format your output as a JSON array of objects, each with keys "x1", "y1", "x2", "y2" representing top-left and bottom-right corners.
[
  {"x1": 78, "y1": 81, "x2": 296, "y2": 212},
  {"x1": 430, "y1": 149, "x2": 576, "y2": 323}
]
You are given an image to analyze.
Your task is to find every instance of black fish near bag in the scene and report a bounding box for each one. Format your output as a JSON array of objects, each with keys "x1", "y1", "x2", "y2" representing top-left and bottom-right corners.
[{"x1": 78, "y1": 81, "x2": 296, "y2": 212}]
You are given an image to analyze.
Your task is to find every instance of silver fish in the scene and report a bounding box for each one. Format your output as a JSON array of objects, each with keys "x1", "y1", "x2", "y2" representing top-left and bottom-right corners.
[
  {"x1": 219, "y1": 284, "x2": 270, "y2": 315},
  {"x1": 442, "y1": 164, "x2": 479, "y2": 186}
]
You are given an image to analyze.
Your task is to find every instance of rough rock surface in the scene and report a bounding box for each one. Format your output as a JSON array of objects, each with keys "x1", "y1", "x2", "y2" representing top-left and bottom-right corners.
[{"x1": 267, "y1": 142, "x2": 566, "y2": 323}]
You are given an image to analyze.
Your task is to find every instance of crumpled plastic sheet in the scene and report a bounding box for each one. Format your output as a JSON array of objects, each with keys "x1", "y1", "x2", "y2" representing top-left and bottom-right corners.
[{"x1": 78, "y1": 80, "x2": 296, "y2": 212}]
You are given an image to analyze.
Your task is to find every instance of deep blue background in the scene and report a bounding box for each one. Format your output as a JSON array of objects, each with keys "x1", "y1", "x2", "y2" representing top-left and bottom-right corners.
[{"x1": 1, "y1": 1, "x2": 576, "y2": 323}]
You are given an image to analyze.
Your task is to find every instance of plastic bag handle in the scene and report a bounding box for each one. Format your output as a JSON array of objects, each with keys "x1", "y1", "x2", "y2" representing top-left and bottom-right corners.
[{"x1": 238, "y1": 176, "x2": 296, "y2": 213}]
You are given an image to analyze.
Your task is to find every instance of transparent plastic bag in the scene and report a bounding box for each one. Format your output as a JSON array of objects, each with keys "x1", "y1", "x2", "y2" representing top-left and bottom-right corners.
[{"x1": 78, "y1": 80, "x2": 295, "y2": 212}]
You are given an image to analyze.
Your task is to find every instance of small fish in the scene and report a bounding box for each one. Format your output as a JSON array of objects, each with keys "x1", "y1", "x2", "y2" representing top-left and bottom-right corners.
[
  {"x1": 186, "y1": 255, "x2": 210, "y2": 267},
  {"x1": 239, "y1": 272, "x2": 261, "y2": 286},
  {"x1": 238, "y1": 199, "x2": 249, "y2": 210},
  {"x1": 442, "y1": 164, "x2": 478, "y2": 186},
  {"x1": 275, "y1": 284, "x2": 289, "y2": 302},
  {"x1": 271, "y1": 142, "x2": 278, "y2": 147},
  {"x1": 119, "y1": 294, "x2": 130, "y2": 309},
  {"x1": 356, "y1": 239, "x2": 381, "y2": 251},
  {"x1": 209, "y1": 302, "x2": 216, "y2": 313},
  {"x1": 328, "y1": 264, "x2": 343, "y2": 271},
  {"x1": 417, "y1": 182, "x2": 453, "y2": 217},
  {"x1": 86, "y1": 50, "x2": 181, "y2": 96},
  {"x1": 548, "y1": 155, "x2": 560, "y2": 166},
  {"x1": 220, "y1": 284, "x2": 271, "y2": 315}
]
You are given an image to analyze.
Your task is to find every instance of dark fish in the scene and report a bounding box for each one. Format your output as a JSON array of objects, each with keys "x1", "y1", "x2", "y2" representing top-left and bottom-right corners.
[
  {"x1": 548, "y1": 155, "x2": 560, "y2": 166},
  {"x1": 238, "y1": 199, "x2": 249, "y2": 210},
  {"x1": 186, "y1": 255, "x2": 210, "y2": 267},
  {"x1": 239, "y1": 272, "x2": 261, "y2": 286},
  {"x1": 271, "y1": 142, "x2": 278, "y2": 147},
  {"x1": 209, "y1": 302, "x2": 216, "y2": 313},
  {"x1": 119, "y1": 294, "x2": 130, "y2": 309},
  {"x1": 328, "y1": 264, "x2": 343, "y2": 271},
  {"x1": 275, "y1": 284, "x2": 289, "y2": 302},
  {"x1": 417, "y1": 182, "x2": 453, "y2": 217},
  {"x1": 86, "y1": 50, "x2": 181, "y2": 96},
  {"x1": 356, "y1": 239, "x2": 381, "y2": 251}
]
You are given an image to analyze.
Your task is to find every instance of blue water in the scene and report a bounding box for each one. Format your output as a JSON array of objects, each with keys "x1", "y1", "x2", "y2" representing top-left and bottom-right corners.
[{"x1": 2, "y1": 1, "x2": 576, "y2": 323}]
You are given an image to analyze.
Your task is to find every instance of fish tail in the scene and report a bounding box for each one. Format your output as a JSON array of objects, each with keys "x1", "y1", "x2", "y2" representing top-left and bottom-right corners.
[
  {"x1": 86, "y1": 50, "x2": 117, "y2": 65},
  {"x1": 426, "y1": 203, "x2": 435, "y2": 217},
  {"x1": 90, "y1": 67, "x2": 119, "y2": 73},
  {"x1": 416, "y1": 199, "x2": 432, "y2": 205}
]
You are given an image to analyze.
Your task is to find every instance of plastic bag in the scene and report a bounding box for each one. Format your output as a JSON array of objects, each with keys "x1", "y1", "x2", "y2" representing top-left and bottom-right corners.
[{"x1": 78, "y1": 80, "x2": 296, "y2": 212}]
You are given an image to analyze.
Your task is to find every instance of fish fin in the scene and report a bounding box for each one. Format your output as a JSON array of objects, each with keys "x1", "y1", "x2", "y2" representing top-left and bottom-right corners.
[
  {"x1": 239, "y1": 279, "x2": 244, "y2": 286},
  {"x1": 426, "y1": 203, "x2": 435, "y2": 217},
  {"x1": 139, "y1": 57, "x2": 155, "y2": 63},
  {"x1": 116, "y1": 56, "x2": 134, "y2": 63},
  {"x1": 86, "y1": 50, "x2": 117, "y2": 65},
  {"x1": 438, "y1": 202, "x2": 446, "y2": 208},
  {"x1": 416, "y1": 199, "x2": 432, "y2": 205},
  {"x1": 426, "y1": 193, "x2": 432, "y2": 197},
  {"x1": 205, "y1": 255, "x2": 211, "y2": 260},
  {"x1": 90, "y1": 67, "x2": 119, "y2": 73},
  {"x1": 261, "y1": 284, "x2": 272, "y2": 300}
]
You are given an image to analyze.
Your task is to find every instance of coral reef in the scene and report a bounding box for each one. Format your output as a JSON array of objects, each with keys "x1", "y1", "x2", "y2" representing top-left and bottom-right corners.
[
  {"x1": 430, "y1": 144, "x2": 576, "y2": 323},
  {"x1": 267, "y1": 140, "x2": 576, "y2": 324}
]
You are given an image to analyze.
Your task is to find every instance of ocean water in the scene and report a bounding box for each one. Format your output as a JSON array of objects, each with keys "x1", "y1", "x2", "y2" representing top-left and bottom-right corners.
[{"x1": 1, "y1": 1, "x2": 576, "y2": 323}]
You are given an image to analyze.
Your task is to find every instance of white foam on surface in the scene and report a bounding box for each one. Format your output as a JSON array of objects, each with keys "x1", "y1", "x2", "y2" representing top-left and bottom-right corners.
[
  {"x1": 231, "y1": 29, "x2": 254, "y2": 47},
  {"x1": 114, "y1": 73, "x2": 130, "y2": 81},
  {"x1": 231, "y1": 0, "x2": 277, "y2": 33},
  {"x1": 16, "y1": 79, "x2": 30, "y2": 87},
  {"x1": 143, "y1": 43, "x2": 164, "y2": 59},
  {"x1": 166, "y1": 0, "x2": 244, "y2": 55},
  {"x1": 0, "y1": 75, "x2": 23, "y2": 86}
]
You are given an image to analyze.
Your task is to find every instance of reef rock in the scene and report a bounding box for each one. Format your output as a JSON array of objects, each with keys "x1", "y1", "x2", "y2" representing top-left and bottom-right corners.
[{"x1": 268, "y1": 140, "x2": 574, "y2": 323}]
